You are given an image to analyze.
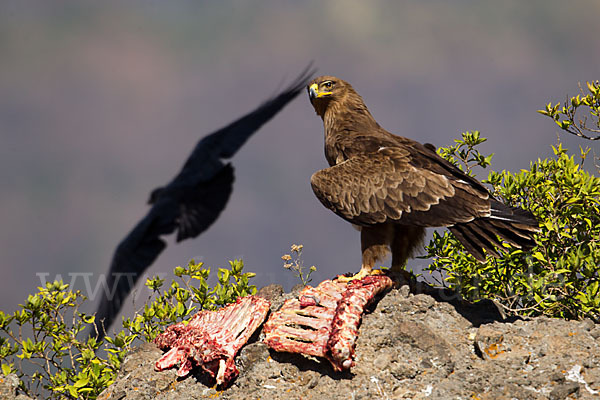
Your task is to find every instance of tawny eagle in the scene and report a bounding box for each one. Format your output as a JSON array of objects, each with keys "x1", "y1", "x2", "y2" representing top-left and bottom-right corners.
[{"x1": 307, "y1": 76, "x2": 539, "y2": 281}]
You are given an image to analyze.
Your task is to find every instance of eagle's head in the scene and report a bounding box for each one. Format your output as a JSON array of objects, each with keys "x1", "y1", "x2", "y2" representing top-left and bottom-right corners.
[{"x1": 308, "y1": 75, "x2": 354, "y2": 118}]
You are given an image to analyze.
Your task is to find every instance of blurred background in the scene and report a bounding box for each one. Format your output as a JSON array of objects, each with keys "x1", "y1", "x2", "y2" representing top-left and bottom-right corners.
[{"x1": 1, "y1": 1, "x2": 599, "y2": 322}]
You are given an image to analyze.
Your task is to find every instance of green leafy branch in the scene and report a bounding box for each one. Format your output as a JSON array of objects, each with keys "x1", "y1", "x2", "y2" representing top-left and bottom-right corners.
[
  {"x1": 0, "y1": 281, "x2": 121, "y2": 399},
  {"x1": 436, "y1": 130, "x2": 494, "y2": 176},
  {"x1": 538, "y1": 80, "x2": 600, "y2": 141},
  {"x1": 123, "y1": 259, "x2": 256, "y2": 343}
]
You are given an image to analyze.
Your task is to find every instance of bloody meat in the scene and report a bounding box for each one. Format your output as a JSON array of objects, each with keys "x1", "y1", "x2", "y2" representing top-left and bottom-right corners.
[
  {"x1": 263, "y1": 275, "x2": 393, "y2": 371},
  {"x1": 154, "y1": 295, "x2": 270, "y2": 385}
]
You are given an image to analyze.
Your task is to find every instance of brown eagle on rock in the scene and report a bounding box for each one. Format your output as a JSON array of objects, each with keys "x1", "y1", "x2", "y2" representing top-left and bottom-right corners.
[{"x1": 307, "y1": 76, "x2": 539, "y2": 281}]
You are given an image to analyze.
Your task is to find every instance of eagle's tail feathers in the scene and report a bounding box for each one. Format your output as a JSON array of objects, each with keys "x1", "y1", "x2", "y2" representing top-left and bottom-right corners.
[
  {"x1": 489, "y1": 199, "x2": 539, "y2": 229},
  {"x1": 488, "y1": 220, "x2": 534, "y2": 242},
  {"x1": 461, "y1": 223, "x2": 502, "y2": 258},
  {"x1": 449, "y1": 202, "x2": 539, "y2": 262},
  {"x1": 448, "y1": 225, "x2": 486, "y2": 262}
]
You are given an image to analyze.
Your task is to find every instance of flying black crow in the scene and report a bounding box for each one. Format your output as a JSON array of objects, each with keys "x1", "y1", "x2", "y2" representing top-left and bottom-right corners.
[{"x1": 94, "y1": 66, "x2": 315, "y2": 338}]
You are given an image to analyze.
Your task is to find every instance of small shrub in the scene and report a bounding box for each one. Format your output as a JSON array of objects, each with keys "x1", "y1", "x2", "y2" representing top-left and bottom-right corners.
[
  {"x1": 0, "y1": 280, "x2": 121, "y2": 399},
  {"x1": 123, "y1": 259, "x2": 256, "y2": 342},
  {"x1": 423, "y1": 132, "x2": 600, "y2": 321}
]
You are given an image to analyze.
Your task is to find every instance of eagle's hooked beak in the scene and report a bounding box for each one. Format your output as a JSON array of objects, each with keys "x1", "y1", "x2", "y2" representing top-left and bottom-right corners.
[
  {"x1": 309, "y1": 83, "x2": 319, "y2": 100},
  {"x1": 308, "y1": 83, "x2": 331, "y2": 100}
]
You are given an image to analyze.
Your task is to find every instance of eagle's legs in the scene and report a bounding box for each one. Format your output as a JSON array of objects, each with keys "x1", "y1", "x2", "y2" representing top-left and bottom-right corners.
[
  {"x1": 390, "y1": 225, "x2": 426, "y2": 282},
  {"x1": 337, "y1": 224, "x2": 392, "y2": 282}
]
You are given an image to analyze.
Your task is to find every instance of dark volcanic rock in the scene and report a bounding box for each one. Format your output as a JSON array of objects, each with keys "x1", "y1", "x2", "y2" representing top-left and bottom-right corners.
[{"x1": 99, "y1": 285, "x2": 600, "y2": 400}]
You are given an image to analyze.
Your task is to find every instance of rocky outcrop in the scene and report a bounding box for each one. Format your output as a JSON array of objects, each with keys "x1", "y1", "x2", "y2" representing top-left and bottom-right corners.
[
  {"x1": 0, "y1": 373, "x2": 33, "y2": 400},
  {"x1": 99, "y1": 283, "x2": 600, "y2": 400}
]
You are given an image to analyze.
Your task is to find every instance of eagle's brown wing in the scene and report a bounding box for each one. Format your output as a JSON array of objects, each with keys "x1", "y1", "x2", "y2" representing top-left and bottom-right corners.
[{"x1": 310, "y1": 146, "x2": 491, "y2": 227}]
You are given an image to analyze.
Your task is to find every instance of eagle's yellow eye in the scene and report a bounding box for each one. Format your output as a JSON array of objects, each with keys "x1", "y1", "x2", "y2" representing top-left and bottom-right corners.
[{"x1": 323, "y1": 81, "x2": 333, "y2": 89}]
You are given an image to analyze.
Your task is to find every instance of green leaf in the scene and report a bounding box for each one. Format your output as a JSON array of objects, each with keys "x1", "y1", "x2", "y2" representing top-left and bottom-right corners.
[
  {"x1": 532, "y1": 252, "x2": 546, "y2": 263},
  {"x1": 68, "y1": 385, "x2": 79, "y2": 398},
  {"x1": 73, "y1": 377, "x2": 90, "y2": 388},
  {"x1": 1, "y1": 363, "x2": 12, "y2": 376}
]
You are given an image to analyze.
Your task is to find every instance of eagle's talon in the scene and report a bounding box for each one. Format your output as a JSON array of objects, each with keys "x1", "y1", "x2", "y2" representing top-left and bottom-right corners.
[{"x1": 336, "y1": 268, "x2": 384, "y2": 283}]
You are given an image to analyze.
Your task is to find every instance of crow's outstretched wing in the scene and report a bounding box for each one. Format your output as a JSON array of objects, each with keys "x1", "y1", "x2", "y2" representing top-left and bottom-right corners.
[
  {"x1": 150, "y1": 64, "x2": 317, "y2": 207},
  {"x1": 94, "y1": 66, "x2": 316, "y2": 338}
]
